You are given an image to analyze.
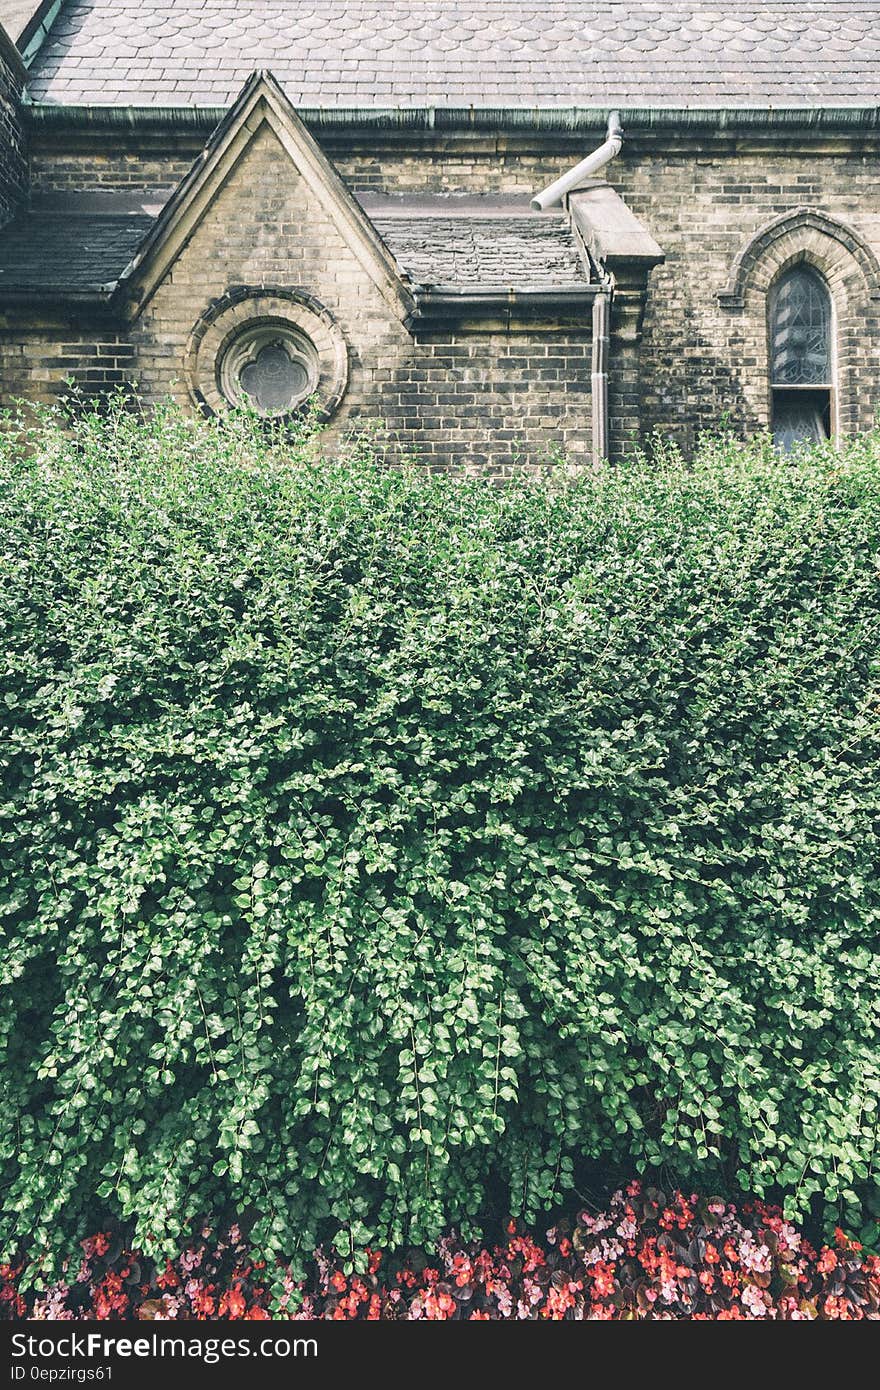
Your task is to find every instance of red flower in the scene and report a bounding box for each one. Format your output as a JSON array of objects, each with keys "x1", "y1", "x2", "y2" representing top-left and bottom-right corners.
[
  {"x1": 156, "y1": 1261, "x2": 180, "y2": 1290},
  {"x1": 3, "y1": 1193, "x2": 877, "y2": 1322},
  {"x1": 817, "y1": 1249, "x2": 838, "y2": 1275},
  {"x1": 220, "y1": 1288, "x2": 246, "y2": 1319},
  {"x1": 834, "y1": 1227, "x2": 861, "y2": 1252},
  {"x1": 590, "y1": 1263, "x2": 616, "y2": 1299}
]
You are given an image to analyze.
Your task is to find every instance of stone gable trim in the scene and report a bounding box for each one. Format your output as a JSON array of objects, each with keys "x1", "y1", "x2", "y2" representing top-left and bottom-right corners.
[
  {"x1": 718, "y1": 208, "x2": 880, "y2": 310},
  {"x1": 112, "y1": 71, "x2": 415, "y2": 326},
  {"x1": 568, "y1": 184, "x2": 664, "y2": 272},
  {"x1": 0, "y1": 20, "x2": 26, "y2": 82}
]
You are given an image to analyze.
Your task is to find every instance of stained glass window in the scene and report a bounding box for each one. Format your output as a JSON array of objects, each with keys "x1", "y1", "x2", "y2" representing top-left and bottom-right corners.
[
  {"x1": 769, "y1": 267, "x2": 832, "y2": 386},
  {"x1": 239, "y1": 341, "x2": 310, "y2": 414},
  {"x1": 772, "y1": 391, "x2": 830, "y2": 452},
  {"x1": 219, "y1": 326, "x2": 318, "y2": 418}
]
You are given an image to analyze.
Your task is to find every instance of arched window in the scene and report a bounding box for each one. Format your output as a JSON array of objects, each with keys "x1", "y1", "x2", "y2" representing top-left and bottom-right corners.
[{"x1": 768, "y1": 266, "x2": 834, "y2": 451}]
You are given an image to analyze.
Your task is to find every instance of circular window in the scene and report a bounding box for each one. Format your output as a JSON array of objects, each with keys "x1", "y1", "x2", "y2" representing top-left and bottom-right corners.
[
  {"x1": 186, "y1": 288, "x2": 349, "y2": 425},
  {"x1": 219, "y1": 325, "x2": 319, "y2": 417}
]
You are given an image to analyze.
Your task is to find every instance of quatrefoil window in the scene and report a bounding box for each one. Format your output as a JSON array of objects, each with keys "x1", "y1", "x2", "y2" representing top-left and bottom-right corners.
[
  {"x1": 239, "y1": 342, "x2": 309, "y2": 413},
  {"x1": 219, "y1": 324, "x2": 319, "y2": 418}
]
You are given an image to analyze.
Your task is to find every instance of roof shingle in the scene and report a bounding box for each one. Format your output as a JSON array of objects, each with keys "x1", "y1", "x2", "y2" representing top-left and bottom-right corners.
[
  {"x1": 0, "y1": 193, "x2": 591, "y2": 300},
  {"x1": 375, "y1": 214, "x2": 590, "y2": 291},
  {"x1": 0, "y1": 208, "x2": 154, "y2": 294},
  {"x1": 24, "y1": 2, "x2": 880, "y2": 110}
]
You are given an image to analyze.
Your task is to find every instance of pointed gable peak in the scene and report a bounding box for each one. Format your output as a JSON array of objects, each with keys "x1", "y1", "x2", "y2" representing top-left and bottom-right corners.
[
  {"x1": 204, "y1": 69, "x2": 301, "y2": 155},
  {"x1": 116, "y1": 70, "x2": 412, "y2": 321}
]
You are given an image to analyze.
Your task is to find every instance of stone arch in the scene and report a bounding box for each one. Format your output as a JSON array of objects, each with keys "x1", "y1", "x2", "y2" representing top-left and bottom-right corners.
[
  {"x1": 718, "y1": 208, "x2": 880, "y2": 437},
  {"x1": 718, "y1": 207, "x2": 880, "y2": 310}
]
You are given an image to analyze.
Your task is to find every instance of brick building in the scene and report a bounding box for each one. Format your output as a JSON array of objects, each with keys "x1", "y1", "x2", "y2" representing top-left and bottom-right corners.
[{"x1": 0, "y1": 1, "x2": 878, "y2": 468}]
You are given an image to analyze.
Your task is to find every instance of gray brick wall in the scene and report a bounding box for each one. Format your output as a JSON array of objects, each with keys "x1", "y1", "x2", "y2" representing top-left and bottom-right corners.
[
  {"x1": 11, "y1": 128, "x2": 880, "y2": 462},
  {"x1": 30, "y1": 149, "x2": 192, "y2": 195},
  {"x1": 124, "y1": 125, "x2": 593, "y2": 473},
  {"x1": 612, "y1": 151, "x2": 880, "y2": 448},
  {"x1": 0, "y1": 325, "x2": 136, "y2": 406},
  {"x1": 28, "y1": 137, "x2": 576, "y2": 199}
]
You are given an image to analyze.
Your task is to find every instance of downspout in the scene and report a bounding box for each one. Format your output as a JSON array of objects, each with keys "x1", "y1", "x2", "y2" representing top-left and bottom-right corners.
[
  {"x1": 530, "y1": 116, "x2": 623, "y2": 460},
  {"x1": 531, "y1": 111, "x2": 624, "y2": 211},
  {"x1": 591, "y1": 283, "x2": 612, "y2": 465}
]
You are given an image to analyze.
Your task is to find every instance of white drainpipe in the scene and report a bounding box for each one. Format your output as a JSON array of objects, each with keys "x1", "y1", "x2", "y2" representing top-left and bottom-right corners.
[
  {"x1": 531, "y1": 114, "x2": 623, "y2": 461},
  {"x1": 531, "y1": 112, "x2": 624, "y2": 211},
  {"x1": 591, "y1": 286, "x2": 612, "y2": 464}
]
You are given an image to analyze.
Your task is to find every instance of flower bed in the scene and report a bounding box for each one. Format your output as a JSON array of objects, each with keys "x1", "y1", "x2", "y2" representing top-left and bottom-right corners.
[{"x1": 3, "y1": 1185, "x2": 877, "y2": 1321}]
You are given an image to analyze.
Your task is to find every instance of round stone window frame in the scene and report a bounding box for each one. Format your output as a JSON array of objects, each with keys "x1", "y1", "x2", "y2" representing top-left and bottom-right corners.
[{"x1": 185, "y1": 287, "x2": 349, "y2": 424}]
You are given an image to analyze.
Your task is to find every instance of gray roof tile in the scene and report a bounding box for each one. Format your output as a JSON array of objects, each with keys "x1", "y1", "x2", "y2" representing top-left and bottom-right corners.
[
  {"x1": 0, "y1": 192, "x2": 590, "y2": 298},
  {"x1": 375, "y1": 214, "x2": 590, "y2": 291},
  {"x1": 0, "y1": 2, "x2": 42, "y2": 43},
  {"x1": 23, "y1": 2, "x2": 880, "y2": 109},
  {"x1": 0, "y1": 208, "x2": 155, "y2": 293}
]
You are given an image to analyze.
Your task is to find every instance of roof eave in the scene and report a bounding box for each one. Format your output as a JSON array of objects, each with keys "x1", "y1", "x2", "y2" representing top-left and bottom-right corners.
[
  {"x1": 0, "y1": 284, "x2": 119, "y2": 308},
  {"x1": 23, "y1": 102, "x2": 880, "y2": 139},
  {"x1": 409, "y1": 285, "x2": 599, "y2": 326}
]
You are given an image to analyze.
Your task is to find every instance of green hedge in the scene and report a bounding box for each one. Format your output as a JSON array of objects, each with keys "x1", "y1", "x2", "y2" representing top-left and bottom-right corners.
[{"x1": 1, "y1": 399, "x2": 879, "y2": 1277}]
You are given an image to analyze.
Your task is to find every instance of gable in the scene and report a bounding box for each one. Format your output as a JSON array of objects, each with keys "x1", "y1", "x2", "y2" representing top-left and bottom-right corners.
[{"x1": 115, "y1": 72, "x2": 413, "y2": 324}]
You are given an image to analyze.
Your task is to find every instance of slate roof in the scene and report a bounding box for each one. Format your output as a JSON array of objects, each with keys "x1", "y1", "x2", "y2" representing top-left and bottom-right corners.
[
  {"x1": 0, "y1": 193, "x2": 590, "y2": 301},
  {"x1": 0, "y1": 206, "x2": 155, "y2": 295},
  {"x1": 24, "y1": 1, "x2": 880, "y2": 110},
  {"x1": 373, "y1": 213, "x2": 590, "y2": 291}
]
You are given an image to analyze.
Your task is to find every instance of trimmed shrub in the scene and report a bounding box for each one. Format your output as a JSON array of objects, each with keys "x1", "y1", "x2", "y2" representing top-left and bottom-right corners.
[
  {"x1": 2, "y1": 1187, "x2": 878, "y2": 1320},
  {"x1": 1, "y1": 399, "x2": 879, "y2": 1279}
]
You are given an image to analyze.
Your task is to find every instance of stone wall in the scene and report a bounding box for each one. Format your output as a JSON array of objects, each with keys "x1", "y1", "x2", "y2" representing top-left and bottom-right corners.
[
  {"x1": 125, "y1": 125, "x2": 592, "y2": 474},
  {"x1": 30, "y1": 150, "x2": 191, "y2": 195},
  {"x1": 15, "y1": 125, "x2": 880, "y2": 461},
  {"x1": 613, "y1": 150, "x2": 880, "y2": 448},
  {"x1": 28, "y1": 133, "x2": 578, "y2": 198},
  {"x1": 0, "y1": 321, "x2": 137, "y2": 407}
]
